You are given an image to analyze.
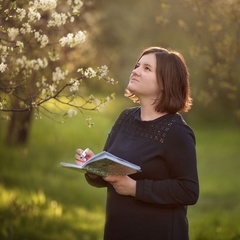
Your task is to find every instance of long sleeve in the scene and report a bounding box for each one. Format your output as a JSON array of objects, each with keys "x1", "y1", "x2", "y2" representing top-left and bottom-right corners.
[
  {"x1": 135, "y1": 124, "x2": 199, "y2": 206},
  {"x1": 85, "y1": 173, "x2": 107, "y2": 188}
]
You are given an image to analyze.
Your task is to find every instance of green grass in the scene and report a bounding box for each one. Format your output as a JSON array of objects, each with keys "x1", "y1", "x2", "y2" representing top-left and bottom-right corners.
[
  {"x1": 188, "y1": 125, "x2": 240, "y2": 240},
  {"x1": 0, "y1": 99, "x2": 240, "y2": 240}
]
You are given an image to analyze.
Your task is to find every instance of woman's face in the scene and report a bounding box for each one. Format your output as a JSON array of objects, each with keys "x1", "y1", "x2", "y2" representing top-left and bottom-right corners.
[{"x1": 127, "y1": 53, "x2": 161, "y2": 100}]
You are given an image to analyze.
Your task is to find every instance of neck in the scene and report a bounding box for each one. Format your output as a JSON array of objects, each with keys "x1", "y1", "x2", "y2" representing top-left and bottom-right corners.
[{"x1": 140, "y1": 101, "x2": 167, "y2": 121}]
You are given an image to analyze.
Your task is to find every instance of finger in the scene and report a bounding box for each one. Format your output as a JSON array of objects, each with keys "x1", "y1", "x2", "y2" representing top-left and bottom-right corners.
[
  {"x1": 103, "y1": 176, "x2": 112, "y2": 181},
  {"x1": 75, "y1": 159, "x2": 86, "y2": 165},
  {"x1": 75, "y1": 153, "x2": 82, "y2": 161},
  {"x1": 85, "y1": 149, "x2": 94, "y2": 158},
  {"x1": 76, "y1": 148, "x2": 83, "y2": 155},
  {"x1": 104, "y1": 176, "x2": 117, "y2": 183}
]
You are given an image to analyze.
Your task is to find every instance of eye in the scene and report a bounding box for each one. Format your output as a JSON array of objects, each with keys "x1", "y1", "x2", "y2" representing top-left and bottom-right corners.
[{"x1": 144, "y1": 66, "x2": 151, "y2": 71}]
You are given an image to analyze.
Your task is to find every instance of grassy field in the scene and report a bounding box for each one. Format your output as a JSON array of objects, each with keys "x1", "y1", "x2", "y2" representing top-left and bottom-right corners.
[{"x1": 0, "y1": 100, "x2": 240, "y2": 240}]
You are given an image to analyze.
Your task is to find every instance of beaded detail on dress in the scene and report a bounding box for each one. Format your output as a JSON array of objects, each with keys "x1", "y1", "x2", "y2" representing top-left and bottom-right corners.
[{"x1": 116, "y1": 107, "x2": 180, "y2": 144}]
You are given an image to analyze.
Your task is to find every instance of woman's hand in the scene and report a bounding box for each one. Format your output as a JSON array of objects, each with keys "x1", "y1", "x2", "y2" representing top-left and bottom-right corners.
[
  {"x1": 75, "y1": 148, "x2": 94, "y2": 166},
  {"x1": 104, "y1": 175, "x2": 136, "y2": 197},
  {"x1": 75, "y1": 148, "x2": 98, "y2": 180}
]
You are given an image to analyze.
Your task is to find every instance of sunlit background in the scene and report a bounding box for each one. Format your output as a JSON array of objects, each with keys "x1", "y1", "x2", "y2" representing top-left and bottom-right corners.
[{"x1": 0, "y1": 0, "x2": 239, "y2": 239}]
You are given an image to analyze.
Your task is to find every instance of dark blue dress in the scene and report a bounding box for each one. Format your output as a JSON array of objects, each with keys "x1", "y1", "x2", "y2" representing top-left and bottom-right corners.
[{"x1": 86, "y1": 107, "x2": 199, "y2": 240}]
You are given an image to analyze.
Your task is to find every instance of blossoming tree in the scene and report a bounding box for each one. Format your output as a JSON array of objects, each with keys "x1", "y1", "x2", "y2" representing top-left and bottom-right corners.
[{"x1": 0, "y1": 0, "x2": 116, "y2": 145}]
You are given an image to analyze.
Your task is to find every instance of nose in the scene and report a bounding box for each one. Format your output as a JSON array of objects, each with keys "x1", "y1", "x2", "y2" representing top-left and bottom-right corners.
[{"x1": 132, "y1": 67, "x2": 140, "y2": 75}]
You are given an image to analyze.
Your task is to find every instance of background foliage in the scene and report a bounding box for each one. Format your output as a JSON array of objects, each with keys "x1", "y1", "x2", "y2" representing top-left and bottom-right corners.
[
  {"x1": 0, "y1": 0, "x2": 240, "y2": 239},
  {"x1": 94, "y1": 0, "x2": 240, "y2": 119}
]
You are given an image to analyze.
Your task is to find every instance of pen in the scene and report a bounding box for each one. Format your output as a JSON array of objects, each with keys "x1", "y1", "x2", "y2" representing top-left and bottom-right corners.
[{"x1": 80, "y1": 148, "x2": 89, "y2": 159}]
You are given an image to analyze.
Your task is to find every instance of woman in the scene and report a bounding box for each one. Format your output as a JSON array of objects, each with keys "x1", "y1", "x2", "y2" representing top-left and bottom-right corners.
[{"x1": 75, "y1": 47, "x2": 199, "y2": 240}]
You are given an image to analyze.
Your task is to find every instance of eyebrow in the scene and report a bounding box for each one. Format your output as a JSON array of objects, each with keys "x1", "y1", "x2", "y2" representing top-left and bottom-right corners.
[
  {"x1": 144, "y1": 63, "x2": 152, "y2": 68},
  {"x1": 139, "y1": 62, "x2": 154, "y2": 71},
  {"x1": 137, "y1": 62, "x2": 153, "y2": 68}
]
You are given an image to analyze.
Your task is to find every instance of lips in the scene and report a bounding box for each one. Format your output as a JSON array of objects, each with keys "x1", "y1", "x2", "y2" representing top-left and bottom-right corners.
[{"x1": 130, "y1": 78, "x2": 139, "y2": 82}]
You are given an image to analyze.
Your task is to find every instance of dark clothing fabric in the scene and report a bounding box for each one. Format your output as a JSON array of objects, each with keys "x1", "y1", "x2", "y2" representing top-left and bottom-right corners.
[{"x1": 85, "y1": 107, "x2": 199, "y2": 240}]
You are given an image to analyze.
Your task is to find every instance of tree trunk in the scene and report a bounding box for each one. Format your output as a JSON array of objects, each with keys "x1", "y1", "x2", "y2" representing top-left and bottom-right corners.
[{"x1": 6, "y1": 109, "x2": 33, "y2": 146}]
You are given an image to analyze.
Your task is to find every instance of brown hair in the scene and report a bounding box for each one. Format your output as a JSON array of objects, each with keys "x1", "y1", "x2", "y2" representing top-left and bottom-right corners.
[{"x1": 125, "y1": 47, "x2": 192, "y2": 113}]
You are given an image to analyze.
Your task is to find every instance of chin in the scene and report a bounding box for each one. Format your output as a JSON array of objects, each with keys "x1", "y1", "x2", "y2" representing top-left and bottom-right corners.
[{"x1": 127, "y1": 83, "x2": 135, "y2": 92}]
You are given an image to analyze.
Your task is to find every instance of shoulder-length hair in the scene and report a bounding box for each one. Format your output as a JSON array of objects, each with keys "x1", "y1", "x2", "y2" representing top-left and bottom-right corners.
[{"x1": 125, "y1": 47, "x2": 192, "y2": 113}]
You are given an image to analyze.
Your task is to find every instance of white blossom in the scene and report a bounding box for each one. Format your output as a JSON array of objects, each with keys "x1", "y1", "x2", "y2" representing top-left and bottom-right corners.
[
  {"x1": 31, "y1": 101, "x2": 37, "y2": 108},
  {"x1": 0, "y1": 45, "x2": 8, "y2": 55},
  {"x1": 40, "y1": 34, "x2": 49, "y2": 48},
  {"x1": 96, "y1": 103, "x2": 105, "y2": 112},
  {"x1": 16, "y1": 56, "x2": 27, "y2": 69},
  {"x1": 84, "y1": 67, "x2": 96, "y2": 78},
  {"x1": 106, "y1": 96, "x2": 111, "y2": 102},
  {"x1": 34, "y1": 32, "x2": 49, "y2": 48},
  {"x1": 0, "y1": 102, "x2": 3, "y2": 110},
  {"x1": 0, "y1": 0, "x2": 115, "y2": 120},
  {"x1": 93, "y1": 98, "x2": 99, "y2": 105},
  {"x1": 0, "y1": 45, "x2": 8, "y2": 62},
  {"x1": 28, "y1": 7, "x2": 41, "y2": 22},
  {"x1": 7, "y1": 28, "x2": 19, "y2": 41},
  {"x1": 88, "y1": 94, "x2": 98, "y2": 104},
  {"x1": 75, "y1": 31, "x2": 86, "y2": 44},
  {"x1": 20, "y1": 23, "x2": 32, "y2": 34},
  {"x1": 72, "y1": 0, "x2": 83, "y2": 14},
  {"x1": 48, "y1": 12, "x2": 68, "y2": 27},
  {"x1": 107, "y1": 78, "x2": 115, "y2": 84},
  {"x1": 16, "y1": 56, "x2": 48, "y2": 70},
  {"x1": 16, "y1": 41, "x2": 24, "y2": 52},
  {"x1": 49, "y1": 84, "x2": 57, "y2": 95},
  {"x1": 16, "y1": 8, "x2": 26, "y2": 21},
  {"x1": 96, "y1": 95, "x2": 113, "y2": 112},
  {"x1": 59, "y1": 33, "x2": 72, "y2": 46},
  {"x1": 38, "y1": 58, "x2": 48, "y2": 68},
  {"x1": 59, "y1": 31, "x2": 86, "y2": 48},
  {"x1": 0, "y1": 62, "x2": 7, "y2": 73},
  {"x1": 31, "y1": 0, "x2": 57, "y2": 11},
  {"x1": 98, "y1": 65, "x2": 109, "y2": 79},
  {"x1": 41, "y1": 88, "x2": 46, "y2": 95},
  {"x1": 69, "y1": 78, "x2": 80, "y2": 92},
  {"x1": 42, "y1": 76, "x2": 47, "y2": 85},
  {"x1": 77, "y1": 68, "x2": 84, "y2": 74},
  {"x1": 67, "y1": 108, "x2": 77, "y2": 117},
  {"x1": 48, "y1": 51, "x2": 59, "y2": 61},
  {"x1": 52, "y1": 67, "x2": 69, "y2": 82},
  {"x1": 31, "y1": 58, "x2": 48, "y2": 70}
]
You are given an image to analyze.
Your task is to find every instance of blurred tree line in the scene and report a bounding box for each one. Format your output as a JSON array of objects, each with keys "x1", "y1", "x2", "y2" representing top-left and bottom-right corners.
[
  {"x1": 94, "y1": 0, "x2": 240, "y2": 119},
  {"x1": 1, "y1": 0, "x2": 239, "y2": 146}
]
